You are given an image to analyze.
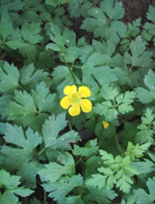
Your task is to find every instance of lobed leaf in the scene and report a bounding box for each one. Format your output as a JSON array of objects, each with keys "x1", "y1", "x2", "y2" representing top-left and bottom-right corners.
[
  {"x1": 42, "y1": 175, "x2": 83, "y2": 202},
  {"x1": 38, "y1": 152, "x2": 75, "y2": 182},
  {"x1": 0, "y1": 62, "x2": 19, "y2": 93}
]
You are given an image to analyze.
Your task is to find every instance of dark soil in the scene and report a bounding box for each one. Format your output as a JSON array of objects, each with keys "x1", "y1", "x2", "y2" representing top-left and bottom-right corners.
[{"x1": 121, "y1": 0, "x2": 154, "y2": 24}]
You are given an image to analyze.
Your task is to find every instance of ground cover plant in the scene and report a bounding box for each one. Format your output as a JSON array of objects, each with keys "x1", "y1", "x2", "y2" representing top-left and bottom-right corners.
[{"x1": 0, "y1": 0, "x2": 155, "y2": 203}]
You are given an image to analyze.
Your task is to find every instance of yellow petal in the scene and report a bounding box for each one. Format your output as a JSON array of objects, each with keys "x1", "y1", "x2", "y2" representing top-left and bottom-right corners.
[
  {"x1": 68, "y1": 104, "x2": 80, "y2": 116},
  {"x1": 103, "y1": 121, "x2": 110, "y2": 129},
  {"x1": 78, "y1": 86, "x2": 91, "y2": 98},
  {"x1": 60, "y1": 96, "x2": 72, "y2": 109},
  {"x1": 64, "y1": 85, "x2": 77, "y2": 95},
  {"x1": 80, "y1": 99, "x2": 92, "y2": 113}
]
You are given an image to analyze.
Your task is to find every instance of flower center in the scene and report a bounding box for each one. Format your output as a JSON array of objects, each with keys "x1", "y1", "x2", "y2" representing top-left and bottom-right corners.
[{"x1": 72, "y1": 94, "x2": 81, "y2": 104}]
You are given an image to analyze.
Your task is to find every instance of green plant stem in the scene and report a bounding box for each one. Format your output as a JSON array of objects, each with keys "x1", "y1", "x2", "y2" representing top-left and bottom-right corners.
[
  {"x1": 114, "y1": 133, "x2": 123, "y2": 155},
  {"x1": 44, "y1": 190, "x2": 47, "y2": 203},
  {"x1": 0, "y1": 52, "x2": 6, "y2": 60},
  {"x1": 73, "y1": 65, "x2": 82, "y2": 69},
  {"x1": 68, "y1": 119, "x2": 72, "y2": 130},
  {"x1": 62, "y1": 55, "x2": 77, "y2": 85},
  {"x1": 37, "y1": 148, "x2": 46, "y2": 156},
  {"x1": 129, "y1": 65, "x2": 133, "y2": 73}
]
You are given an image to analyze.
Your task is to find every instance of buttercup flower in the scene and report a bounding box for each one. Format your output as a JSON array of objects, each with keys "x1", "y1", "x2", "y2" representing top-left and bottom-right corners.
[
  {"x1": 103, "y1": 121, "x2": 110, "y2": 129},
  {"x1": 60, "y1": 85, "x2": 92, "y2": 116}
]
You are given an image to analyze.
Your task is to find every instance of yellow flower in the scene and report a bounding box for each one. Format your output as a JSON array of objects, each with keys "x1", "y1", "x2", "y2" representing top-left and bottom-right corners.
[
  {"x1": 103, "y1": 121, "x2": 110, "y2": 129},
  {"x1": 60, "y1": 85, "x2": 92, "y2": 116}
]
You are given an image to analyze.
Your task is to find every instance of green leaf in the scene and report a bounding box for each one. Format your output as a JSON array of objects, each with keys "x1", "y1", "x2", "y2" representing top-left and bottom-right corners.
[
  {"x1": 12, "y1": 187, "x2": 34, "y2": 197},
  {"x1": 124, "y1": 36, "x2": 152, "y2": 67},
  {"x1": 136, "y1": 87, "x2": 154, "y2": 103},
  {"x1": 59, "y1": 196, "x2": 85, "y2": 204},
  {"x1": 0, "y1": 94, "x2": 13, "y2": 112},
  {"x1": 31, "y1": 82, "x2": 56, "y2": 112},
  {"x1": 0, "y1": 0, "x2": 24, "y2": 13},
  {"x1": 0, "y1": 62, "x2": 19, "y2": 93},
  {"x1": 94, "y1": 102, "x2": 118, "y2": 121},
  {"x1": 127, "y1": 18, "x2": 141, "y2": 37},
  {"x1": 42, "y1": 175, "x2": 83, "y2": 202},
  {"x1": 5, "y1": 40, "x2": 28, "y2": 50},
  {"x1": 17, "y1": 161, "x2": 42, "y2": 188},
  {"x1": 63, "y1": 47, "x2": 80, "y2": 63},
  {"x1": 52, "y1": 66, "x2": 80, "y2": 93},
  {"x1": 0, "y1": 169, "x2": 33, "y2": 204},
  {"x1": 38, "y1": 152, "x2": 75, "y2": 182},
  {"x1": 3, "y1": 90, "x2": 37, "y2": 126},
  {"x1": 136, "y1": 69, "x2": 155, "y2": 103},
  {"x1": 46, "y1": 24, "x2": 64, "y2": 47},
  {"x1": 43, "y1": 117, "x2": 81, "y2": 151},
  {"x1": 116, "y1": 91, "x2": 136, "y2": 114},
  {"x1": 36, "y1": 50, "x2": 56, "y2": 69},
  {"x1": 96, "y1": 150, "x2": 139, "y2": 193},
  {"x1": 125, "y1": 142, "x2": 151, "y2": 160},
  {"x1": 46, "y1": 43, "x2": 61, "y2": 51},
  {"x1": 113, "y1": 67, "x2": 130, "y2": 84},
  {"x1": 134, "y1": 177, "x2": 155, "y2": 204},
  {"x1": 42, "y1": 113, "x2": 67, "y2": 148},
  {"x1": 0, "y1": 124, "x2": 42, "y2": 188},
  {"x1": 0, "y1": 169, "x2": 20, "y2": 189},
  {"x1": 82, "y1": 53, "x2": 116, "y2": 87},
  {"x1": 45, "y1": 0, "x2": 68, "y2": 7},
  {"x1": 0, "y1": 10, "x2": 14, "y2": 39},
  {"x1": 101, "y1": 0, "x2": 125, "y2": 20},
  {"x1": 30, "y1": 197, "x2": 42, "y2": 204},
  {"x1": 144, "y1": 69, "x2": 155, "y2": 93},
  {"x1": 85, "y1": 156, "x2": 103, "y2": 177},
  {"x1": 21, "y1": 21, "x2": 43, "y2": 43},
  {"x1": 134, "y1": 189, "x2": 151, "y2": 204},
  {"x1": 46, "y1": 24, "x2": 76, "y2": 49},
  {"x1": 121, "y1": 195, "x2": 136, "y2": 204},
  {"x1": 86, "y1": 185, "x2": 117, "y2": 204},
  {"x1": 92, "y1": 39, "x2": 116, "y2": 57},
  {"x1": 0, "y1": 122, "x2": 5, "y2": 134},
  {"x1": 4, "y1": 123, "x2": 41, "y2": 149},
  {"x1": 147, "y1": 6, "x2": 155, "y2": 23},
  {"x1": 73, "y1": 139, "x2": 99, "y2": 157},
  {"x1": 19, "y1": 43, "x2": 37, "y2": 59},
  {"x1": 135, "y1": 108, "x2": 155, "y2": 143},
  {"x1": 68, "y1": 0, "x2": 89, "y2": 18},
  {"x1": 81, "y1": 5, "x2": 126, "y2": 42},
  {"x1": 86, "y1": 173, "x2": 106, "y2": 189},
  {"x1": 115, "y1": 170, "x2": 133, "y2": 193},
  {"x1": 94, "y1": 87, "x2": 135, "y2": 121},
  {"x1": 144, "y1": 6, "x2": 155, "y2": 39},
  {"x1": 131, "y1": 159, "x2": 155, "y2": 174},
  {"x1": 81, "y1": 7, "x2": 107, "y2": 38},
  {"x1": 20, "y1": 63, "x2": 48, "y2": 87},
  {"x1": 0, "y1": 190, "x2": 18, "y2": 204},
  {"x1": 147, "y1": 177, "x2": 155, "y2": 201}
]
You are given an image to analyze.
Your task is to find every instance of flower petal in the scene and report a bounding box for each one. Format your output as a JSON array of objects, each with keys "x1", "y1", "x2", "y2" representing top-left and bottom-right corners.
[
  {"x1": 68, "y1": 104, "x2": 80, "y2": 116},
  {"x1": 78, "y1": 86, "x2": 91, "y2": 97},
  {"x1": 60, "y1": 96, "x2": 72, "y2": 109},
  {"x1": 64, "y1": 85, "x2": 77, "y2": 95},
  {"x1": 80, "y1": 99, "x2": 92, "y2": 113},
  {"x1": 103, "y1": 121, "x2": 110, "y2": 129}
]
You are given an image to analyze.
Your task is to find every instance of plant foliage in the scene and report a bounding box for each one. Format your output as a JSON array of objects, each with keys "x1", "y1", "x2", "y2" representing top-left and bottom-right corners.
[{"x1": 0, "y1": 0, "x2": 155, "y2": 203}]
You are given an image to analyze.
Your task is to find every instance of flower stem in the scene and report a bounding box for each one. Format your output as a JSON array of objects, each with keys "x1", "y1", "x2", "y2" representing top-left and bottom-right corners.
[
  {"x1": 37, "y1": 148, "x2": 45, "y2": 156},
  {"x1": 114, "y1": 133, "x2": 123, "y2": 155},
  {"x1": 62, "y1": 55, "x2": 77, "y2": 85},
  {"x1": 68, "y1": 119, "x2": 72, "y2": 130},
  {"x1": 44, "y1": 190, "x2": 47, "y2": 203}
]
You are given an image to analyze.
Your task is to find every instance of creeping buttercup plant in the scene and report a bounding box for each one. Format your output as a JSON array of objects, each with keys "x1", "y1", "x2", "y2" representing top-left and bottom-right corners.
[{"x1": 0, "y1": 0, "x2": 155, "y2": 203}]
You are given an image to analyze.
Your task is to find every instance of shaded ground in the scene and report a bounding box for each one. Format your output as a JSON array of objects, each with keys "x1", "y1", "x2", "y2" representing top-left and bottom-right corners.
[{"x1": 121, "y1": 0, "x2": 154, "y2": 24}]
